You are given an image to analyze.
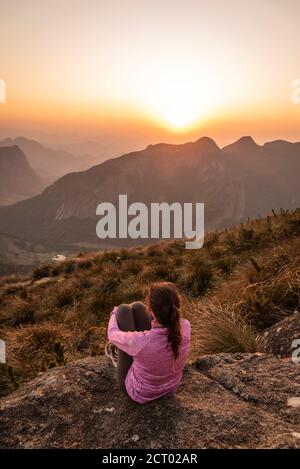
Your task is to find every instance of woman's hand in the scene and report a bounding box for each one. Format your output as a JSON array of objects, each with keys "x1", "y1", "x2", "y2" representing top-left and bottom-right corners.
[{"x1": 110, "y1": 306, "x2": 118, "y2": 317}]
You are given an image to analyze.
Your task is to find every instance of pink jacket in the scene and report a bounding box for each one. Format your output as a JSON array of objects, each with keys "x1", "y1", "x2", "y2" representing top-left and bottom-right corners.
[{"x1": 108, "y1": 310, "x2": 191, "y2": 403}]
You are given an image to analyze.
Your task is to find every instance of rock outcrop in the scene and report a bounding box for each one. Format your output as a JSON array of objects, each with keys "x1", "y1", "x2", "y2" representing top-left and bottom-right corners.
[
  {"x1": 0, "y1": 353, "x2": 299, "y2": 449},
  {"x1": 261, "y1": 311, "x2": 300, "y2": 358}
]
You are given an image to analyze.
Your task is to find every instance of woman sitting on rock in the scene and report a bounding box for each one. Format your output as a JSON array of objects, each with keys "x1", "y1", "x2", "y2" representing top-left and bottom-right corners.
[{"x1": 105, "y1": 282, "x2": 191, "y2": 404}]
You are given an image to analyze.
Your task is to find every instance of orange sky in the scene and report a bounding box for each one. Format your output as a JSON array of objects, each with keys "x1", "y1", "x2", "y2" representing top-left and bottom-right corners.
[{"x1": 0, "y1": 0, "x2": 300, "y2": 148}]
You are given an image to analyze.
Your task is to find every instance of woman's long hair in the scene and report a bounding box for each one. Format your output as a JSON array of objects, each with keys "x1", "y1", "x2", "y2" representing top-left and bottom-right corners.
[{"x1": 149, "y1": 282, "x2": 182, "y2": 359}]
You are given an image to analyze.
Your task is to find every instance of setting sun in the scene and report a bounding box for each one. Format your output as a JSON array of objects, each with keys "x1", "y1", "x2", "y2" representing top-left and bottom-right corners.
[
  {"x1": 136, "y1": 61, "x2": 222, "y2": 131},
  {"x1": 152, "y1": 79, "x2": 204, "y2": 129}
]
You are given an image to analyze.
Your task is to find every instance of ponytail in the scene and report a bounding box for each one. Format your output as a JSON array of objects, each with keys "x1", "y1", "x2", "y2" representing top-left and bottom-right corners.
[
  {"x1": 167, "y1": 303, "x2": 182, "y2": 359},
  {"x1": 149, "y1": 282, "x2": 182, "y2": 359}
]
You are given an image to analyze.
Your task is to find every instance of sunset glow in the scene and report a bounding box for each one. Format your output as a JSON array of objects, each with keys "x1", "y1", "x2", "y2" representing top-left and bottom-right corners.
[
  {"x1": 136, "y1": 61, "x2": 221, "y2": 130},
  {"x1": 0, "y1": 0, "x2": 299, "y2": 146}
]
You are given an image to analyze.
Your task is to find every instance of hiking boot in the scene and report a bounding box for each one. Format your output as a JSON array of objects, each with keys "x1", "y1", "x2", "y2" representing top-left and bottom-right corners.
[{"x1": 105, "y1": 341, "x2": 118, "y2": 367}]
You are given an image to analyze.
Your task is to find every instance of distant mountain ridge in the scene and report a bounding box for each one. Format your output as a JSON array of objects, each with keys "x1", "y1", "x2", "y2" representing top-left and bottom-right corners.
[
  {"x1": 0, "y1": 136, "x2": 106, "y2": 183},
  {"x1": 0, "y1": 145, "x2": 44, "y2": 206},
  {"x1": 0, "y1": 136, "x2": 299, "y2": 251}
]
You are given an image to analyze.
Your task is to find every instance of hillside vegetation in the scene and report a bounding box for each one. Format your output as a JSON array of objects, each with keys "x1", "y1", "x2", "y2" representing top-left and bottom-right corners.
[{"x1": 0, "y1": 209, "x2": 299, "y2": 396}]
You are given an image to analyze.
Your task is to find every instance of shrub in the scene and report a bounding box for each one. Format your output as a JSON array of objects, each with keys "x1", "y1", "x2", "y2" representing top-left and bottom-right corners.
[
  {"x1": 0, "y1": 364, "x2": 19, "y2": 396},
  {"x1": 53, "y1": 284, "x2": 79, "y2": 309},
  {"x1": 77, "y1": 259, "x2": 93, "y2": 270},
  {"x1": 205, "y1": 232, "x2": 219, "y2": 249},
  {"x1": 32, "y1": 264, "x2": 51, "y2": 280},
  {"x1": 15, "y1": 324, "x2": 68, "y2": 372},
  {"x1": 210, "y1": 246, "x2": 226, "y2": 259},
  {"x1": 63, "y1": 262, "x2": 76, "y2": 275},
  {"x1": 84, "y1": 265, "x2": 121, "y2": 316},
  {"x1": 182, "y1": 259, "x2": 213, "y2": 296},
  {"x1": 4, "y1": 297, "x2": 37, "y2": 326},
  {"x1": 123, "y1": 259, "x2": 142, "y2": 276},
  {"x1": 52, "y1": 340, "x2": 67, "y2": 366},
  {"x1": 239, "y1": 227, "x2": 254, "y2": 242},
  {"x1": 241, "y1": 247, "x2": 299, "y2": 329},
  {"x1": 162, "y1": 241, "x2": 184, "y2": 256},
  {"x1": 192, "y1": 302, "x2": 258, "y2": 354},
  {"x1": 75, "y1": 272, "x2": 95, "y2": 289},
  {"x1": 242, "y1": 282, "x2": 299, "y2": 330},
  {"x1": 50, "y1": 265, "x2": 60, "y2": 277},
  {"x1": 118, "y1": 283, "x2": 147, "y2": 305},
  {"x1": 75, "y1": 327, "x2": 103, "y2": 355},
  {"x1": 242, "y1": 292, "x2": 275, "y2": 329},
  {"x1": 215, "y1": 256, "x2": 237, "y2": 273},
  {"x1": 224, "y1": 233, "x2": 237, "y2": 252},
  {"x1": 142, "y1": 259, "x2": 179, "y2": 283},
  {"x1": 86, "y1": 286, "x2": 113, "y2": 315},
  {"x1": 76, "y1": 327, "x2": 97, "y2": 351},
  {"x1": 100, "y1": 250, "x2": 122, "y2": 264},
  {"x1": 145, "y1": 244, "x2": 162, "y2": 257},
  {"x1": 250, "y1": 257, "x2": 262, "y2": 273}
]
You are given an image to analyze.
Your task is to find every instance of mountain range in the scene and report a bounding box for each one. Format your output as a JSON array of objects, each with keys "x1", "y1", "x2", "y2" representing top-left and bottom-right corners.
[
  {"x1": 0, "y1": 136, "x2": 108, "y2": 183},
  {"x1": 0, "y1": 135, "x2": 299, "y2": 257}
]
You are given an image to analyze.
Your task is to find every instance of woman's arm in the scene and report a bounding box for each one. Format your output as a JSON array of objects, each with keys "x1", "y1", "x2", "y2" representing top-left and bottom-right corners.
[{"x1": 108, "y1": 310, "x2": 150, "y2": 356}]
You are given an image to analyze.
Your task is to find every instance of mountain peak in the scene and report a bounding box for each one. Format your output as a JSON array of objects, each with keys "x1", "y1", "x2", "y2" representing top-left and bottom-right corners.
[
  {"x1": 145, "y1": 137, "x2": 220, "y2": 154},
  {"x1": 194, "y1": 136, "x2": 220, "y2": 151},
  {"x1": 0, "y1": 144, "x2": 25, "y2": 159},
  {"x1": 0, "y1": 145, "x2": 42, "y2": 205},
  {"x1": 235, "y1": 136, "x2": 257, "y2": 146},
  {"x1": 146, "y1": 142, "x2": 169, "y2": 151},
  {"x1": 222, "y1": 136, "x2": 259, "y2": 154},
  {"x1": 263, "y1": 139, "x2": 292, "y2": 147}
]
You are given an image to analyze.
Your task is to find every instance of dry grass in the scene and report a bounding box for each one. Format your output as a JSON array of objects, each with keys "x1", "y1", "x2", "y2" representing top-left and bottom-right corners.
[
  {"x1": 190, "y1": 301, "x2": 259, "y2": 355},
  {"x1": 0, "y1": 209, "x2": 299, "y2": 393},
  {"x1": 2, "y1": 322, "x2": 73, "y2": 382}
]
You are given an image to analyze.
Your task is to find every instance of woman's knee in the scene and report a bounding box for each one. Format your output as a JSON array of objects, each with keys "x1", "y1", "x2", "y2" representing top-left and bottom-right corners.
[
  {"x1": 117, "y1": 303, "x2": 132, "y2": 317},
  {"x1": 132, "y1": 301, "x2": 152, "y2": 330},
  {"x1": 131, "y1": 301, "x2": 147, "y2": 314},
  {"x1": 116, "y1": 303, "x2": 135, "y2": 331}
]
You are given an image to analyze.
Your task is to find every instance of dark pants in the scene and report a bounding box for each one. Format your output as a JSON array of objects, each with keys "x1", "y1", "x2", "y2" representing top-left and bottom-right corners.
[{"x1": 116, "y1": 301, "x2": 152, "y2": 394}]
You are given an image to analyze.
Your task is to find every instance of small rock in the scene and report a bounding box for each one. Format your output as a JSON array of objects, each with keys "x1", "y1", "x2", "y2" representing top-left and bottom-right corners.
[
  {"x1": 92, "y1": 408, "x2": 103, "y2": 414},
  {"x1": 287, "y1": 397, "x2": 300, "y2": 408},
  {"x1": 131, "y1": 434, "x2": 139, "y2": 442},
  {"x1": 261, "y1": 312, "x2": 300, "y2": 358},
  {"x1": 104, "y1": 407, "x2": 115, "y2": 413}
]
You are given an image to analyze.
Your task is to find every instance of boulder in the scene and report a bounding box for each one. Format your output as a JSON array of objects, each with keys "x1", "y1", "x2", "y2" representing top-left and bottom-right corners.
[
  {"x1": 0, "y1": 354, "x2": 299, "y2": 449},
  {"x1": 261, "y1": 311, "x2": 300, "y2": 358}
]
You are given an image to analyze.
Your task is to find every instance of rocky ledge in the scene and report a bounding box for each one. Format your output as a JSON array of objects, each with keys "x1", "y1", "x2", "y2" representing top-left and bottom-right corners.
[{"x1": 0, "y1": 353, "x2": 299, "y2": 449}]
